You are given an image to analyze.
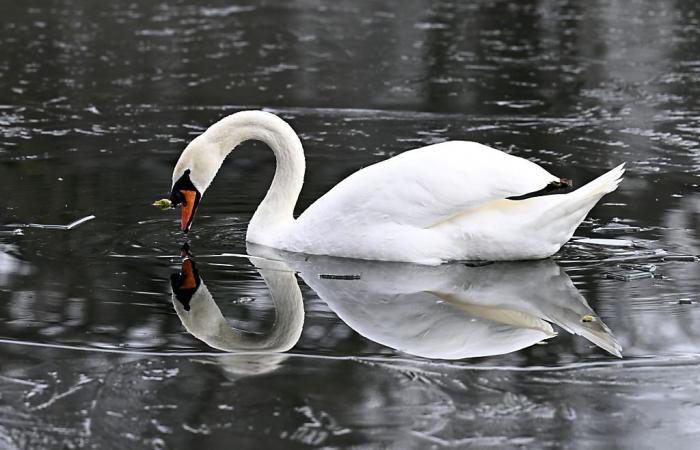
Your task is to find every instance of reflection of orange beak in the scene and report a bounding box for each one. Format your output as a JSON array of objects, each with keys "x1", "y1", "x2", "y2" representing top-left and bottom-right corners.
[
  {"x1": 180, "y1": 259, "x2": 197, "y2": 289},
  {"x1": 171, "y1": 256, "x2": 200, "y2": 311},
  {"x1": 179, "y1": 190, "x2": 198, "y2": 232}
]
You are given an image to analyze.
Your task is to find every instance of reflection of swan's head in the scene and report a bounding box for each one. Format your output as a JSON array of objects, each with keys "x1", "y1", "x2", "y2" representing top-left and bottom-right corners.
[
  {"x1": 170, "y1": 258, "x2": 200, "y2": 311},
  {"x1": 170, "y1": 252, "x2": 304, "y2": 355}
]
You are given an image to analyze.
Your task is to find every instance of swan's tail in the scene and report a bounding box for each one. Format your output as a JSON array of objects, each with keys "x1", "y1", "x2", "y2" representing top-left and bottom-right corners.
[
  {"x1": 553, "y1": 163, "x2": 625, "y2": 220},
  {"x1": 545, "y1": 304, "x2": 623, "y2": 357},
  {"x1": 529, "y1": 163, "x2": 625, "y2": 248},
  {"x1": 436, "y1": 164, "x2": 625, "y2": 260},
  {"x1": 549, "y1": 163, "x2": 624, "y2": 223}
]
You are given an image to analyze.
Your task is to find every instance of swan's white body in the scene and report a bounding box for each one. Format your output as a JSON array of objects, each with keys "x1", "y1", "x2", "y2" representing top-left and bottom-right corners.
[{"x1": 173, "y1": 110, "x2": 624, "y2": 265}]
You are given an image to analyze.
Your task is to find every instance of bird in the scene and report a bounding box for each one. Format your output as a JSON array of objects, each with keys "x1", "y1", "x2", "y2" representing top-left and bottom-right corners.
[{"x1": 168, "y1": 110, "x2": 624, "y2": 265}]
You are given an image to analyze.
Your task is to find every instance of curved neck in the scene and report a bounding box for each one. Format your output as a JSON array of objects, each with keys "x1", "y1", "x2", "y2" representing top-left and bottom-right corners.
[{"x1": 204, "y1": 111, "x2": 305, "y2": 243}]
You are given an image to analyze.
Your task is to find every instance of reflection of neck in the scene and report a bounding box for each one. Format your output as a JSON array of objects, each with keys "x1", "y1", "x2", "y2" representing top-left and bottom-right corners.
[
  {"x1": 207, "y1": 111, "x2": 305, "y2": 244},
  {"x1": 173, "y1": 262, "x2": 304, "y2": 352}
]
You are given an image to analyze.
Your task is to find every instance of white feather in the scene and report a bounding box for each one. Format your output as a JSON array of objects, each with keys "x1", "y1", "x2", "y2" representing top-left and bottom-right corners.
[{"x1": 172, "y1": 110, "x2": 624, "y2": 265}]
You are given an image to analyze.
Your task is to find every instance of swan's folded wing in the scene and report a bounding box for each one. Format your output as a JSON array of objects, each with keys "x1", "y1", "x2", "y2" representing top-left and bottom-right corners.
[{"x1": 300, "y1": 141, "x2": 560, "y2": 228}]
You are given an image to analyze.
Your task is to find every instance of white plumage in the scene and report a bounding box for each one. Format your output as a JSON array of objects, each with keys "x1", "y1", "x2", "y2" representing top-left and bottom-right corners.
[{"x1": 171, "y1": 110, "x2": 624, "y2": 265}]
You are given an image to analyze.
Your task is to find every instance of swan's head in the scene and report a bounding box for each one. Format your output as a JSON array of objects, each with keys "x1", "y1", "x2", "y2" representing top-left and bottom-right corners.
[
  {"x1": 169, "y1": 110, "x2": 304, "y2": 233},
  {"x1": 170, "y1": 136, "x2": 222, "y2": 232},
  {"x1": 170, "y1": 169, "x2": 202, "y2": 232}
]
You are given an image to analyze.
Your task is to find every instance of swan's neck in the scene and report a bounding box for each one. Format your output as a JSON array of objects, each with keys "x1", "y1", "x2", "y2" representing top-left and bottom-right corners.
[{"x1": 204, "y1": 111, "x2": 305, "y2": 243}]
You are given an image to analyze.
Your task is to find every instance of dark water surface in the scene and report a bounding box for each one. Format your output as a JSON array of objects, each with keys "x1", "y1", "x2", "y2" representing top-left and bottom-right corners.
[{"x1": 2, "y1": 0, "x2": 700, "y2": 448}]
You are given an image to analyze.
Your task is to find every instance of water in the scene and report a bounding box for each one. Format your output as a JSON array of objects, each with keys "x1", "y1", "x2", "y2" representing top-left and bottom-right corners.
[{"x1": 1, "y1": 0, "x2": 700, "y2": 448}]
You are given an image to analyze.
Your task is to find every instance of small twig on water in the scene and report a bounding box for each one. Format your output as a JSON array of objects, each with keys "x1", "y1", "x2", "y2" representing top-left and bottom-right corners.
[{"x1": 6, "y1": 215, "x2": 96, "y2": 230}]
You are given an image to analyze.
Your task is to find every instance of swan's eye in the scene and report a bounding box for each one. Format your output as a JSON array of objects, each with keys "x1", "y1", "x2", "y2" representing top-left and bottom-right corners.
[{"x1": 170, "y1": 189, "x2": 185, "y2": 206}]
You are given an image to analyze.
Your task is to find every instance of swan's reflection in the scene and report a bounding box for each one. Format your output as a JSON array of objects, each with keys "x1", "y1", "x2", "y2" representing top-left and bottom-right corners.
[
  {"x1": 170, "y1": 254, "x2": 304, "y2": 353},
  {"x1": 170, "y1": 245, "x2": 621, "y2": 359}
]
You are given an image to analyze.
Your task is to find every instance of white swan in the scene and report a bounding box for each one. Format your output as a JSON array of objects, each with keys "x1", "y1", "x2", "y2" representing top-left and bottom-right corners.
[{"x1": 170, "y1": 110, "x2": 624, "y2": 265}]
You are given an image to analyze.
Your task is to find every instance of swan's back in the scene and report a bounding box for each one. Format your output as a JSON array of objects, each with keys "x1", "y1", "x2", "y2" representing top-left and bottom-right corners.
[
  {"x1": 272, "y1": 140, "x2": 622, "y2": 264},
  {"x1": 277, "y1": 141, "x2": 561, "y2": 263},
  {"x1": 298, "y1": 141, "x2": 559, "y2": 229}
]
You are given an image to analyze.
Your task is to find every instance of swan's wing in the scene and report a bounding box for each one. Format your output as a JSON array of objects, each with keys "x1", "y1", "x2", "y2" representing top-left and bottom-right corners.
[{"x1": 299, "y1": 141, "x2": 561, "y2": 228}]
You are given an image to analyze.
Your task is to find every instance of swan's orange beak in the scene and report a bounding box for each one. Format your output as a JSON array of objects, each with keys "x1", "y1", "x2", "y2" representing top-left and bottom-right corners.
[
  {"x1": 170, "y1": 169, "x2": 201, "y2": 233},
  {"x1": 179, "y1": 189, "x2": 198, "y2": 232}
]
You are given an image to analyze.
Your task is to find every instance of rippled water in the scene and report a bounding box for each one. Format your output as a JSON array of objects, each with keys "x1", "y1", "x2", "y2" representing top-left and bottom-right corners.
[{"x1": 1, "y1": 0, "x2": 700, "y2": 448}]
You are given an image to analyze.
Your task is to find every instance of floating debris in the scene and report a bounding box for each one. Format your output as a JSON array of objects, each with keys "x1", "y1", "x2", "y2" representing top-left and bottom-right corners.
[
  {"x1": 631, "y1": 240, "x2": 655, "y2": 249},
  {"x1": 0, "y1": 228, "x2": 23, "y2": 236},
  {"x1": 592, "y1": 223, "x2": 643, "y2": 234},
  {"x1": 231, "y1": 296, "x2": 255, "y2": 305},
  {"x1": 663, "y1": 254, "x2": 698, "y2": 262},
  {"x1": 618, "y1": 263, "x2": 657, "y2": 273},
  {"x1": 581, "y1": 314, "x2": 596, "y2": 323},
  {"x1": 153, "y1": 198, "x2": 173, "y2": 209},
  {"x1": 574, "y1": 238, "x2": 634, "y2": 247},
  {"x1": 65, "y1": 215, "x2": 96, "y2": 229},
  {"x1": 605, "y1": 270, "x2": 654, "y2": 281},
  {"x1": 557, "y1": 249, "x2": 667, "y2": 265},
  {"x1": 6, "y1": 215, "x2": 96, "y2": 230},
  {"x1": 319, "y1": 274, "x2": 361, "y2": 280}
]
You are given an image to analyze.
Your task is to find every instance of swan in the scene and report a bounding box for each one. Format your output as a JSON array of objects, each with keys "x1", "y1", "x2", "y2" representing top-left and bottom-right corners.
[{"x1": 169, "y1": 110, "x2": 624, "y2": 265}]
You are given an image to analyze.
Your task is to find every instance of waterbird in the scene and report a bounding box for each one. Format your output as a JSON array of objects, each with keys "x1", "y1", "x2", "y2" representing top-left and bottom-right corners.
[{"x1": 168, "y1": 110, "x2": 624, "y2": 265}]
